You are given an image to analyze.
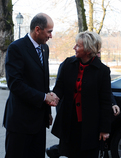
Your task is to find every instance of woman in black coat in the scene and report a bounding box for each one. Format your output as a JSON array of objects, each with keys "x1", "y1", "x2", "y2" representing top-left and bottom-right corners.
[{"x1": 51, "y1": 31, "x2": 112, "y2": 158}]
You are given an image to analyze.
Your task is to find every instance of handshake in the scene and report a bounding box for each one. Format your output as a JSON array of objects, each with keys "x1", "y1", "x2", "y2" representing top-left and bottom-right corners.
[{"x1": 45, "y1": 92, "x2": 60, "y2": 106}]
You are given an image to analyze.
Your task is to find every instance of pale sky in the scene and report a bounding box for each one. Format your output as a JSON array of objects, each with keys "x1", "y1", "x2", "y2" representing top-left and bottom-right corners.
[
  {"x1": 12, "y1": 0, "x2": 121, "y2": 39},
  {"x1": 12, "y1": 0, "x2": 77, "y2": 34}
]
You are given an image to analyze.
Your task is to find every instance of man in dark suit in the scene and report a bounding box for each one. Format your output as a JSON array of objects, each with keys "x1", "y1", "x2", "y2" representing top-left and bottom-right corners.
[{"x1": 3, "y1": 13, "x2": 59, "y2": 158}]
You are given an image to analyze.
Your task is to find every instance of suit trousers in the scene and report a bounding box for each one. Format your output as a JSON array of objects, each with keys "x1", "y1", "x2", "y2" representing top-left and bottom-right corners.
[{"x1": 5, "y1": 126, "x2": 46, "y2": 158}]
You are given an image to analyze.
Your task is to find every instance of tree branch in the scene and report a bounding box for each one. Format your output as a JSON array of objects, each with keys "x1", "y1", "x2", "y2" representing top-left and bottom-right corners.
[
  {"x1": 96, "y1": 0, "x2": 110, "y2": 34},
  {"x1": 13, "y1": 0, "x2": 19, "y2": 6}
]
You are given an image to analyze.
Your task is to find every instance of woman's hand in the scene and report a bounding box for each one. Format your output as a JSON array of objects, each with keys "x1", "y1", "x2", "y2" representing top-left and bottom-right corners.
[
  {"x1": 99, "y1": 133, "x2": 110, "y2": 141},
  {"x1": 112, "y1": 105, "x2": 120, "y2": 116}
]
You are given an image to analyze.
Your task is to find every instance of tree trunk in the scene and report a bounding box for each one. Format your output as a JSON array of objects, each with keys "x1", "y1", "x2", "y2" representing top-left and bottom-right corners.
[
  {"x1": 88, "y1": 0, "x2": 93, "y2": 32},
  {"x1": 0, "y1": 0, "x2": 13, "y2": 77},
  {"x1": 75, "y1": 0, "x2": 88, "y2": 32}
]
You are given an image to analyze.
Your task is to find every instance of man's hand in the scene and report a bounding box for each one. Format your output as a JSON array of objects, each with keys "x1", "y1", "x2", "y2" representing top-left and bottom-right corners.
[
  {"x1": 99, "y1": 132, "x2": 110, "y2": 141},
  {"x1": 45, "y1": 92, "x2": 59, "y2": 106},
  {"x1": 49, "y1": 92, "x2": 60, "y2": 106},
  {"x1": 112, "y1": 105, "x2": 120, "y2": 116}
]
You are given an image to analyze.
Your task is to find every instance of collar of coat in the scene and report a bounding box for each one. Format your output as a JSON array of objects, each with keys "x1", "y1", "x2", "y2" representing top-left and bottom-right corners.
[{"x1": 70, "y1": 55, "x2": 101, "y2": 69}]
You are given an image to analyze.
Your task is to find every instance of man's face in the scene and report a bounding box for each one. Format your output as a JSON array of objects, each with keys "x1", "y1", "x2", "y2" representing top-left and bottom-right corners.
[{"x1": 36, "y1": 22, "x2": 54, "y2": 44}]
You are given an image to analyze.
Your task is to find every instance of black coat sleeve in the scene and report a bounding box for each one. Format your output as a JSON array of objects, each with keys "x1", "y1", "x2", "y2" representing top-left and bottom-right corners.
[
  {"x1": 53, "y1": 61, "x2": 65, "y2": 99},
  {"x1": 111, "y1": 91, "x2": 117, "y2": 105},
  {"x1": 99, "y1": 66, "x2": 112, "y2": 133}
]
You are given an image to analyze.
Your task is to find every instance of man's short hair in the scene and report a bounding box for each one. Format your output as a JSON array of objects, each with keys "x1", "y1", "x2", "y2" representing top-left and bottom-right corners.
[{"x1": 30, "y1": 14, "x2": 47, "y2": 31}]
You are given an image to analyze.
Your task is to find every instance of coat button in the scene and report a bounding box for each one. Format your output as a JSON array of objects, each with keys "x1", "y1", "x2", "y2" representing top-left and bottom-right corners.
[
  {"x1": 77, "y1": 78, "x2": 81, "y2": 81},
  {"x1": 76, "y1": 102, "x2": 80, "y2": 106}
]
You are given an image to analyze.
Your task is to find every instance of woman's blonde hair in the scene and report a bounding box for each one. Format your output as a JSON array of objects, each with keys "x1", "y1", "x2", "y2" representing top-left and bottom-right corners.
[{"x1": 76, "y1": 31, "x2": 102, "y2": 57}]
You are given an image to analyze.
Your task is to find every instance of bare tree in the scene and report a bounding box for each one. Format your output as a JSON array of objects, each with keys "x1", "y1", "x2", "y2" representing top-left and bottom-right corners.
[
  {"x1": 88, "y1": 0, "x2": 93, "y2": 31},
  {"x1": 87, "y1": 0, "x2": 111, "y2": 34},
  {"x1": 48, "y1": 21, "x2": 78, "y2": 61},
  {"x1": 75, "y1": 0, "x2": 88, "y2": 32},
  {"x1": 0, "y1": 0, "x2": 13, "y2": 77},
  {"x1": 73, "y1": 0, "x2": 112, "y2": 34}
]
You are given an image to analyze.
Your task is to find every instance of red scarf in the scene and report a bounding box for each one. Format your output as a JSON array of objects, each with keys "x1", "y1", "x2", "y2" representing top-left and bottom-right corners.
[
  {"x1": 74, "y1": 63, "x2": 88, "y2": 122},
  {"x1": 74, "y1": 57, "x2": 95, "y2": 122}
]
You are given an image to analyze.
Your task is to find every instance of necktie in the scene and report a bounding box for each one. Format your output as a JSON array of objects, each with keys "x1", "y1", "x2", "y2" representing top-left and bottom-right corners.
[{"x1": 36, "y1": 46, "x2": 43, "y2": 66}]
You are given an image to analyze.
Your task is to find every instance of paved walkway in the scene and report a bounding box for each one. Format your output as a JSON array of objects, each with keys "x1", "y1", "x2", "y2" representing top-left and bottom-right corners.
[{"x1": 0, "y1": 89, "x2": 7, "y2": 158}]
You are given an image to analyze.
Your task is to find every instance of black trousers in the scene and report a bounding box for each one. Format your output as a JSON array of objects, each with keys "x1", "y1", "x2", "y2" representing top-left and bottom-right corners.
[{"x1": 5, "y1": 127, "x2": 46, "y2": 158}]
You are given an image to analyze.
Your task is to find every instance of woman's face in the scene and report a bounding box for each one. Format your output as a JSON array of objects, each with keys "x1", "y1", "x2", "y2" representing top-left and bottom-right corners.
[{"x1": 73, "y1": 39, "x2": 86, "y2": 59}]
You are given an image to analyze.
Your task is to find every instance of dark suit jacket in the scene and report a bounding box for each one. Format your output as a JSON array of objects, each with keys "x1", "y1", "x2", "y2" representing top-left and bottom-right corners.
[
  {"x1": 3, "y1": 34, "x2": 51, "y2": 134},
  {"x1": 52, "y1": 56, "x2": 112, "y2": 150}
]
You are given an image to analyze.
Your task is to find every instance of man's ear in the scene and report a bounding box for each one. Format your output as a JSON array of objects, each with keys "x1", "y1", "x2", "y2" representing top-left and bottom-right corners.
[{"x1": 35, "y1": 26, "x2": 41, "y2": 35}]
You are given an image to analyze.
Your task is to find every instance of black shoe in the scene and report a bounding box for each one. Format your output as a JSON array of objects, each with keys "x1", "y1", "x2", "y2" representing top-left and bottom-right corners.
[{"x1": 46, "y1": 145, "x2": 60, "y2": 158}]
